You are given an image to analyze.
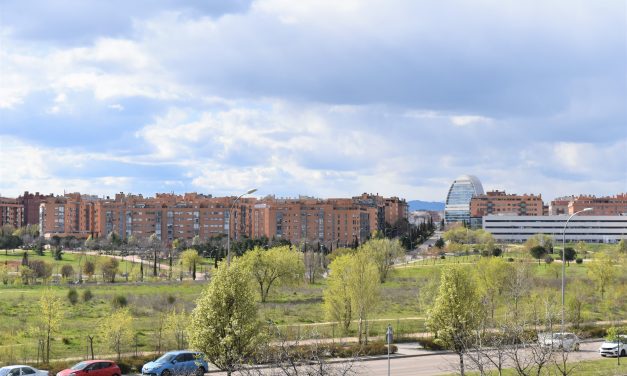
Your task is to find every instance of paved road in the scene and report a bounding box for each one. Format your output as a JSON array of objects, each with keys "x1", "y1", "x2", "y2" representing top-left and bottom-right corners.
[{"x1": 360, "y1": 340, "x2": 606, "y2": 376}]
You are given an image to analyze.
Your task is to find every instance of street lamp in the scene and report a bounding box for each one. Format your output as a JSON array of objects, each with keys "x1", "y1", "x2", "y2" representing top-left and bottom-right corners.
[
  {"x1": 226, "y1": 188, "x2": 258, "y2": 266},
  {"x1": 561, "y1": 207, "x2": 592, "y2": 332}
]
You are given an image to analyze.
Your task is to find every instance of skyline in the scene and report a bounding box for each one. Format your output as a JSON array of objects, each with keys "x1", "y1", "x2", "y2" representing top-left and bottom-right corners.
[{"x1": 1, "y1": 1, "x2": 626, "y2": 201}]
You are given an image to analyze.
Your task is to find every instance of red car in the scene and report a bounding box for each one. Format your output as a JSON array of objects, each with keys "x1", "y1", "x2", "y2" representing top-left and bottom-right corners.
[{"x1": 56, "y1": 361, "x2": 120, "y2": 376}]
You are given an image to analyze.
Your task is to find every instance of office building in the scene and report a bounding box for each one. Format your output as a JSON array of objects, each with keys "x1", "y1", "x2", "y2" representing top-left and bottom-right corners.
[
  {"x1": 483, "y1": 215, "x2": 627, "y2": 243},
  {"x1": 444, "y1": 175, "x2": 484, "y2": 224}
]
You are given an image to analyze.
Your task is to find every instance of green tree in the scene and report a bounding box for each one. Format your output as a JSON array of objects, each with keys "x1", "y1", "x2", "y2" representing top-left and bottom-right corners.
[
  {"x1": 529, "y1": 245, "x2": 547, "y2": 265},
  {"x1": 435, "y1": 238, "x2": 445, "y2": 249},
  {"x1": 474, "y1": 257, "x2": 510, "y2": 322},
  {"x1": 240, "y1": 245, "x2": 304, "y2": 302},
  {"x1": 100, "y1": 308, "x2": 134, "y2": 361},
  {"x1": 617, "y1": 239, "x2": 627, "y2": 254},
  {"x1": 180, "y1": 248, "x2": 202, "y2": 280},
  {"x1": 188, "y1": 261, "x2": 263, "y2": 376},
  {"x1": 560, "y1": 247, "x2": 577, "y2": 266},
  {"x1": 348, "y1": 251, "x2": 380, "y2": 344},
  {"x1": 587, "y1": 253, "x2": 616, "y2": 299},
  {"x1": 427, "y1": 266, "x2": 483, "y2": 376},
  {"x1": 165, "y1": 307, "x2": 189, "y2": 349},
  {"x1": 323, "y1": 254, "x2": 353, "y2": 334},
  {"x1": 32, "y1": 289, "x2": 63, "y2": 364},
  {"x1": 361, "y1": 238, "x2": 405, "y2": 283},
  {"x1": 0, "y1": 263, "x2": 9, "y2": 284}
]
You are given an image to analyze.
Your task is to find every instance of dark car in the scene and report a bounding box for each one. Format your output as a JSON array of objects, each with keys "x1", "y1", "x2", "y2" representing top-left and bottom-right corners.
[{"x1": 56, "y1": 361, "x2": 120, "y2": 376}]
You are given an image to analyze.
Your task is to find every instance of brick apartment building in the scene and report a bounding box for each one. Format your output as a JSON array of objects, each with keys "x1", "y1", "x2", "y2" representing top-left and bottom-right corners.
[
  {"x1": 549, "y1": 194, "x2": 627, "y2": 216},
  {"x1": 471, "y1": 190, "x2": 544, "y2": 217},
  {"x1": 469, "y1": 190, "x2": 544, "y2": 227},
  {"x1": 0, "y1": 197, "x2": 24, "y2": 228},
  {"x1": 39, "y1": 192, "x2": 408, "y2": 246}
]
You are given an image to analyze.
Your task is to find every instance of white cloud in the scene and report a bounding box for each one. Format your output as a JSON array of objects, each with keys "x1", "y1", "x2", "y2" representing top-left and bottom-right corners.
[{"x1": 450, "y1": 115, "x2": 493, "y2": 127}]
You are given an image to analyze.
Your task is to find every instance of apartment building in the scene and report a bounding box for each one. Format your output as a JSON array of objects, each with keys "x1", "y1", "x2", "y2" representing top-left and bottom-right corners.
[
  {"x1": 568, "y1": 194, "x2": 627, "y2": 216},
  {"x1": 39, "y1": 192, "x2": 407, "y2": 246},
  {"x1": 470, "y1": 190, "x2": 544, "y2": 217},
  {"x1": 0, "y1": 197, "x2": 24, "y2": 228}
]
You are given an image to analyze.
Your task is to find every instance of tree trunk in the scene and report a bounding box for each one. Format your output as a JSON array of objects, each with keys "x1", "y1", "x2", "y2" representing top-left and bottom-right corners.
[{"x1": 459, "y1": 352, "x2": 465, "y2": 376}]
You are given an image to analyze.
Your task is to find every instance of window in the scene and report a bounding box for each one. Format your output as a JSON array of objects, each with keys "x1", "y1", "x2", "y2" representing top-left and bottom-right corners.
[{"x1": 21, "y1": 368, "x2": 36, "y2": 375}]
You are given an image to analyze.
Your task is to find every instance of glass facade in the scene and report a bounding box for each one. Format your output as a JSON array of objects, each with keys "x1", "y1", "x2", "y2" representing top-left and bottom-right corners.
[{"x1": 445, "y1": 175, "x2": 484, "y2": 224}]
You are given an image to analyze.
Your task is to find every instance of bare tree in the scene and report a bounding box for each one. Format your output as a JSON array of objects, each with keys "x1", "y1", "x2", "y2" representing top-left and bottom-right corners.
[{"x1": 238, "y1": 325, "x2": 359, "y2": 376}]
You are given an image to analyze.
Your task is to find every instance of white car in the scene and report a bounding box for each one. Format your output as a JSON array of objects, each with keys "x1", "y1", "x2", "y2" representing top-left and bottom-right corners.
[
  {"x1": 0, "y1": 366, "x2": 49, "y2": 376},
  {"x1": 539, "y1": 332, "x2": 580, "y2": 351},
  {"x1": 599, "y1": 335, "x2": 627, "y2": 357}
]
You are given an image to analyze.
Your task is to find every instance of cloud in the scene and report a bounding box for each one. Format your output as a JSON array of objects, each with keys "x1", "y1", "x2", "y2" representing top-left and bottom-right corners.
[{"x1": 0, "y1": 0, "x2": 625, "y2": 202}]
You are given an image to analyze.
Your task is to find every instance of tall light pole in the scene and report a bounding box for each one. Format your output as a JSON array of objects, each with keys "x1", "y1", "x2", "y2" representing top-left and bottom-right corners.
[
  {"x1": 226, "y1": 188, "x2": 257, "y2": 266},
  {"x1": 561, "y1": 207, "x2": 592, "y2": 332}
]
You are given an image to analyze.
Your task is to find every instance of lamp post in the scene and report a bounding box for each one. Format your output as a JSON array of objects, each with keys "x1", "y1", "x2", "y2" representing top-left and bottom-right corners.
[
  {"x1": 226, "y1": 188, "x2": 257, "y2": 266},
  {"x1": 561, "y1": 207, "x2": 592, "y2": 332}
]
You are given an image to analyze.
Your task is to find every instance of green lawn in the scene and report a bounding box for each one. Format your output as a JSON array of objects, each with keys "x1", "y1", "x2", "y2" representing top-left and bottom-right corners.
[
  {"x1": 459, "y1": 357, "x2": 627, "y2": 376},
  {"x1": 0, "y1": 244, "x2": 624, "y2": 365}
]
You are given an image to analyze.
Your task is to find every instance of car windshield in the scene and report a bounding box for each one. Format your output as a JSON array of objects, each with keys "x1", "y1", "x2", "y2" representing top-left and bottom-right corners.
[
  {"x1": 156, "y1": 354, "x2": 176, "y2": 363},
  {"x1": 71, "y1": 362, "x2": 90, "y2": 370},
  {"x1": 0, "y1": 368, "x2": 10, "y2": 376}
]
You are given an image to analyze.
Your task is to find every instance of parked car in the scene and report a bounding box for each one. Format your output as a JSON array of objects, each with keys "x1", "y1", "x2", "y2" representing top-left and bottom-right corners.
[
  {"x1": 539, "y1": 332, "x2": 580, "y2": 351},
  {"x1": 0, "y1": 366, "x2": 48, "y2": 376},
  {"x1": 599, "y1": 335, "x2": 627, "y2": 357},
  {"x1": 142, "y1": 351, "x2": 208, "y2": 376},
  {"x1": 56, "y1": 361, "x2": 120, "y2": 376}
]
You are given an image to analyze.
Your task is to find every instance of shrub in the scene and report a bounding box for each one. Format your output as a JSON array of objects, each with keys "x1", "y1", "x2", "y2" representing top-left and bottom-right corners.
[
  {"x1": 60, "y1": 264, "x2": 74, "y2": 279},
  {"x1": 440, "y1": 255, "x2": 446, "y2": 259},
  {"x1": 166, "y1": 295, "x2": 176, "y2": 305},
  {"x1": 507, "y1": 257, "x2": 515, "y2": 262},
  {"x1": 491, "y1": 248, "x2": 503, "y2": 257},
  {"x1": 544, "y1": 256, "x2": 554, "y2": 264},
  {"x1": 417, "y1": 337, "x2": 445, "y2": 350},
  {"x1": 29, "y1": 260, "x2": 53, "y2": 279},
  {"x1": 112, "y1": 294, "x2": 128, "y2": 308},
  {"x1": 62, "y1": 337, "x2": 71, "y2": 345},
  {"x1": 83, "y1": 260, "x2": 96, "y2": 278},
  {"x1": 82, "y1": 289, "x2": 93, "y2": 302},
  {"x1": 480, "y1": 250, "x2": 490, "y2": 257},
  {"x1": 67, "y1": 288, "x2": 78, "y2": 305},
  {"x1": 575, "y1": 258, "x2": 583, "y2": 264}
]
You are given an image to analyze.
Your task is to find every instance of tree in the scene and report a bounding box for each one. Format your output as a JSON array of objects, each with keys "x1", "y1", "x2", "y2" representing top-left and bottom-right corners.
[
  {"x1": 427, "y1": 266, "x2": 483, "y2": 376},
  {"x1": 587, "y1": 252, "x2": 616, "y2": 299},
  {"x1": 617, "y1": 239, "x2": 627, "y2": 254},
  {"x1": 560, "y1": 247, "x2": 577, "y2": 266},
  {"x1": 83, "y1": 260, "x2": 96, "y2": 280},
  {"x1": 29, "y1": 260, "x2": 53, "y2": 281},
  {"x1": 165, "y1": 307, "x2": 189, "y2": 349},
  {"x1": 0, "y1": 263, "x2": 9, "y2": 285},
  {"x1": 434, "y1": 238, "x2": 445, "y2": 249},
  {"x1": 323, "y1": 254, "x2": 353, "y2": 334},
  {"x1": 188, "y1": 260, "x2": 263, "y2": 376},
  {"x1": 32, "y1": 289, "x2": 63, "y2": 364},
  {"x1": 348, "y1": 251, "x2": 380, "y2": 344},
  {"x1": 524, "y1": 233, "x2": 553, "y2": 253},
  {"x1": 240, "y1": 246, "x2": 304, "y2": 303},
  {"x1": 474, "y1": 257, "x2": 511, "y2": 322},
  {"x1": 361, "y1": 238, "x2": 404, "y2": 283},
  {"x1": 180, "y1": 248, "x2": 202, "y2": 280},
  {"x1": 60, "y1": 264, "x2": 74, "y2": 279},
  {"x1": 529, "y1": 245, "x2": 547, "y2": 265},
  {"x1": 100, "y1": 258, "x2": 119, "y2": 283},
  {"x1": 100, "y1": 308, "x2": 134, "y2": 361}
]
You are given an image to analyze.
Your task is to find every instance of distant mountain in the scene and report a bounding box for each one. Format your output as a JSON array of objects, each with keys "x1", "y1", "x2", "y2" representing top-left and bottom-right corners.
[{"x1": 408, "y1": 200, "x2": 445, "y2": 212}]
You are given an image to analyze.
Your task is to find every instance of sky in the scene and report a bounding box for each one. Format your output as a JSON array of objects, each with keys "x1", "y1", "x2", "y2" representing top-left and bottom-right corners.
[{"x1": 0, "y1": 0, "x2": 626, "y2": 202}]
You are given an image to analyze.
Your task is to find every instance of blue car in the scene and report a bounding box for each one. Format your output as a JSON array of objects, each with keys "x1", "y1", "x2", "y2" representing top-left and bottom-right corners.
[{"x1": 142, "y1": 351, "x2": 208, "y2": 376}]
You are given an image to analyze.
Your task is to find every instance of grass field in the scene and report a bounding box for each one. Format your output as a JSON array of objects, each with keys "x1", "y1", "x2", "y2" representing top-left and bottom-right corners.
[
  {"x1": 0, "y1": 244, "x2": 624, "y2": 365},
  {"x1": 458, "y1": 357, "x2": 627, "y2": 376}
]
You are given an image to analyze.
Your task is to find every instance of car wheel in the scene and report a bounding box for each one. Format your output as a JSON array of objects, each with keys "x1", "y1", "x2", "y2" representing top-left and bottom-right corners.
[
  {"x1": 621, "y1": 349, "x2": 626, "y2": 357},
  {"x1": 574, "y1": 344, "x2": 580, "y2": 351},
  {"x1": 195, "y1": 367, "x2": 205, "y2": 376},
  {"x1": 162, "y1": 370, "x2": 172, "y2": 376}
]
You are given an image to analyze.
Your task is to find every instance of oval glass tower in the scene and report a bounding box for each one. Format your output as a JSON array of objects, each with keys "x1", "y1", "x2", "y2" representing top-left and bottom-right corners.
[{"x1": 444, "y1": 175, "x2": 484, "y2": 224}]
